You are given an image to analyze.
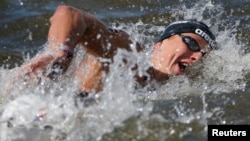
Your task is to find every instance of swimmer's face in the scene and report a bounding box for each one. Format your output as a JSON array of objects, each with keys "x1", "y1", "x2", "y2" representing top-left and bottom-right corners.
[{"x1": 150, "y1": 33, "x2": 209, "y2": 76}]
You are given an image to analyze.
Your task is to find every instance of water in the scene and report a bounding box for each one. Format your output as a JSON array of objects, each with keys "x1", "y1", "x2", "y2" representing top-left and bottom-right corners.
[{"x1": 1, "y1": 0, "x2": 250, "y2": 140}]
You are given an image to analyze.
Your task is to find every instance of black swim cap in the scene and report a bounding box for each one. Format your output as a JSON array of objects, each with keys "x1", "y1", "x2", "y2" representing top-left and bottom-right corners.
[{"x1": 157, "y1": 20, "x2": 217, "y2": 50}]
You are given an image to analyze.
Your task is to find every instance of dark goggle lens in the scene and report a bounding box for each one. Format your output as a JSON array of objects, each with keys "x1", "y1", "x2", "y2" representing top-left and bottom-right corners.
[{"x1": 180, "y1": 35, "x2": 200, "y2": 52}]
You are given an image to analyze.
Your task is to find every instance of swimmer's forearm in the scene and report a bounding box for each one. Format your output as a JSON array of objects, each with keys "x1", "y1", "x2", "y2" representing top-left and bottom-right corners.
[
  {"x1": 20, "y1": 49, "x2": 67, "y2": 75},
  {"x1": 20, "y1": 54, "x2": 55, "y2": 75},
  {"x1": 7, "y1": 53, "x2": 60, "y2": 92}
]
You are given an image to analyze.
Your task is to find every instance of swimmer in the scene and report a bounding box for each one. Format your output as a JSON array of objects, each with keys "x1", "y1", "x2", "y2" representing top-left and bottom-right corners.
[{"x1": 17, "y1": 5, "x2": 217, "y2": 95}]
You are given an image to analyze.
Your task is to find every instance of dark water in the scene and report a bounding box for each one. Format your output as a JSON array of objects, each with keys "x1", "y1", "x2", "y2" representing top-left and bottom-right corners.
[
  {"x1": 1, "y1": 0, "x2": 250, "y2": 63},
  {"x1": 1, "y1": 0, "x2": 250, "y2": 141}
]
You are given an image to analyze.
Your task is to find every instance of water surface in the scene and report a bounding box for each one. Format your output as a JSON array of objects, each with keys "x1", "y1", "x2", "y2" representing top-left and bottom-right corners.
[{"x1": 1, "y1": 0, "x2": 250, "y2": 141}]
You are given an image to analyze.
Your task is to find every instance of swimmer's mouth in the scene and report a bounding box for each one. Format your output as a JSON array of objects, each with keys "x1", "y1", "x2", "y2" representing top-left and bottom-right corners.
[{"x1": 179, "y1": 62, "x2": 188, "y2": 72}]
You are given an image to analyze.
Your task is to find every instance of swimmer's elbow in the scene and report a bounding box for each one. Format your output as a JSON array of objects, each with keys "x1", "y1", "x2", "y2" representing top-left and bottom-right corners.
[
  {"x1": 50, "y1": 5, "x2": 83, "y2": 22},
  {"x1": 55, "y1": 5, "x2": 74, "y2": 14}
]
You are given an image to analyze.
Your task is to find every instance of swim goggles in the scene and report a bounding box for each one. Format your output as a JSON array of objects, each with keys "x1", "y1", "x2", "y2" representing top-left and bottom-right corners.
[{"x1": 178, "y1": 34, "x2": 211, "y2": 56}]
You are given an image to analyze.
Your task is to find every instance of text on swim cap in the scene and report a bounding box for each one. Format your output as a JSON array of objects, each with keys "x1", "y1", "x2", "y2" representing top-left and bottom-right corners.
[{"x1": 195, "y1": 29, "x2": 216, "y2": 49}]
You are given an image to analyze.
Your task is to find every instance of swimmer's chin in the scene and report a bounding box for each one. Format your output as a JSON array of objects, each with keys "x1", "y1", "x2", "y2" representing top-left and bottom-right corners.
[{"x1": 148, "y1": 68, "x2": 169, "y2": 83}]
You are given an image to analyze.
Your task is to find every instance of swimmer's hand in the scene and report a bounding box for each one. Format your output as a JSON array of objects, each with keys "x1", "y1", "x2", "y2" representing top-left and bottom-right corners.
[
  {"x1": 19, "y1": 47, "x2": 73, "y2": 77},
  {"x1": 6, "y1": 49, "x2": 72, "y2": 93}
]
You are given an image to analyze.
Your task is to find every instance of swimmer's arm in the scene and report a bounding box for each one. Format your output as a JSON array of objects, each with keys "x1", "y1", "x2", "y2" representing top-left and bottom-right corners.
[
  {"x1": 19, "y1": 5, "x2": 86, "y2": 76},
  {"x1": 49, "y1": 5, "x2": 142, "y2": 56},
  {"x1": 20, "y1": 5, "x2": 140, "y2": 75},
  {"x1": 47, "y1": 5, "x2": 113, "y2": 55}
]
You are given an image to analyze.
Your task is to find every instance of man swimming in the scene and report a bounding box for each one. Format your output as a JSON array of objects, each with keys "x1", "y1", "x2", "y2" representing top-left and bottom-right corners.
[{"x1": 17, "y1": 5, "x2": 217, "y2": 95}]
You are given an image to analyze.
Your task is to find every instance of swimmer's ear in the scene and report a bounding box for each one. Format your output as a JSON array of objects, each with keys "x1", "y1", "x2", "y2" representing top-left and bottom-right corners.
[{"x1": 153, "y1": 42, "x2": 162, "y2": 50}]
